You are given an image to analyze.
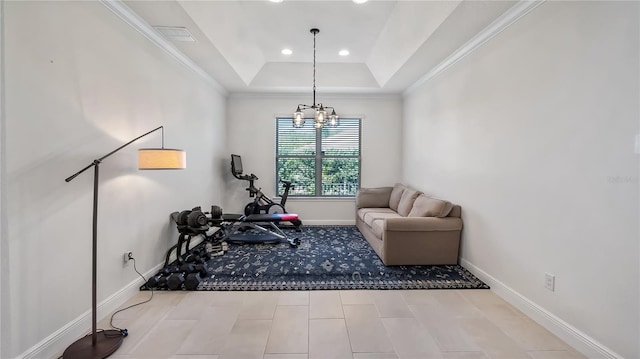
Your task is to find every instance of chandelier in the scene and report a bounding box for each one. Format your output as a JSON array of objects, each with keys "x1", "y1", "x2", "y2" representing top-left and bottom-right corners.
[{"x1": 293, "y1": 28, "x2": 339, "y2": 129}]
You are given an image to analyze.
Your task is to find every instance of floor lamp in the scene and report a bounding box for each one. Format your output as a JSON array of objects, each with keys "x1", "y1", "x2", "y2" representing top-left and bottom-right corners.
[{"x1": 63, "y1": 126, "x2": 186, "y2": 359}]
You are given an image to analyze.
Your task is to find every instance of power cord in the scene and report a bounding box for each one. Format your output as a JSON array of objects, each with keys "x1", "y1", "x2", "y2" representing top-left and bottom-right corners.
[
  {"x1": 109, "y1": 256, "x2": 154, "y2": 336},
  {"x1": 57, "y1": 257, "x2": 152, "y2": 358}
]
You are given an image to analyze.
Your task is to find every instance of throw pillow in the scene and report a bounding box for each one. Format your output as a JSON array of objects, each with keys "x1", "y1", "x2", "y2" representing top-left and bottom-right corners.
[
  {"x1": 389, "y1": 183, "x2": 406, "y2": 212},
  {"x1": 397, "y1": 189, "x2": 421, "y2": 217},
  {"x1": 355, "y1": 187, "x2": 392, "y2": 208},
  {"x1": 408, "y1": 195, "x2": 453, "y2": 218}
]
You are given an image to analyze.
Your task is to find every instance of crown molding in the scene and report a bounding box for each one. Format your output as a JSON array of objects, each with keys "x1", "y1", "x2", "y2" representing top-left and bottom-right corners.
[
  {"x1": 228, "y1": 92, "x2": 402, "y2": 101},
  {"x1": 99, "y1": 0, "x2": 227, "y2": 96},
  {"x1": 404, "y1": 0, "x2": 545, "y2": 95}
]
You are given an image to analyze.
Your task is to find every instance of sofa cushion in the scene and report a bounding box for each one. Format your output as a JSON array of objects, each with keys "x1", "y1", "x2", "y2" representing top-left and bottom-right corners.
[
  {"x1": 363, "y1": 211, "x2": 402, "y2": 227},
  {"x1": 357, "y1": 208, "x2": 396, "y2": 222},
  {"x1": 389, "y1": 183, "x2": 406, "y2": 212},
  {"x1": 371, "y1": 219, "x2": 386, "y2": 238},
  {"x1": 397, "y1": 189, "x2": 421, "y2": 217},
  {"x1": 449, "y1": 205, "x2": 461, "y2": 218},
  {"x1": 356, "y1": 187, "x2": 392, "y2": 208},
  {"x1": 408, "y1": 195, "x2": 453, "y2": 218}
]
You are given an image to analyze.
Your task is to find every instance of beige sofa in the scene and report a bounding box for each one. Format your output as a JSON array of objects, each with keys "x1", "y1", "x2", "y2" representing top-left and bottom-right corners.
[{"x1": 355, "y1": 183, "x2": 462, "y2": 266}]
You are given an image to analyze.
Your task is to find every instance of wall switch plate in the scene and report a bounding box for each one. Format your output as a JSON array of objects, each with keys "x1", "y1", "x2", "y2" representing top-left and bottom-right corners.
[{"x1": 544, "y1": 273, "x2": 555, "y2": 291}]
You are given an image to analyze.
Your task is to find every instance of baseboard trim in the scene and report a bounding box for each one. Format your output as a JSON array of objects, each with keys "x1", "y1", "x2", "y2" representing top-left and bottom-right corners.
[
  {"x1": 460, "y1": 258, "x2": 623, "y2": 359},
  {"x1": 303, "y1": 220, "x2": 356, "y2": 226},
  {"x1": 19, "y1": 262, "x2": 163, "y2": 359}
]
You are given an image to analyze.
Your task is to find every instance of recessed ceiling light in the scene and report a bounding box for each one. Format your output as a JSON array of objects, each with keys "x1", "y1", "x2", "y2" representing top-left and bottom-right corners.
[
  {"x1": 353, "y1": 0, "x2": 368, "y2": 4},
  {"x1": 339, "y1": 49, "x2": 350, "y2": 56},
  {"x1": 281, "y1": 48, "x2": 293, "y2": 55},
  {"x1": 270, "y1": 0, "x2": 283, "y2": 2}
]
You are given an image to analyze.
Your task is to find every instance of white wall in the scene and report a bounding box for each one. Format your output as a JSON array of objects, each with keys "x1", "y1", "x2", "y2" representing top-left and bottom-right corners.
[
  {"x1": 2, "y1": 1, "x2": 226, "y2": 357},
  {"x1": 225, "y1": 94, "x2": 402, "y2": 223},
  {"x1": 403, "y1": 2, "x2": 638, "y2": 358}
]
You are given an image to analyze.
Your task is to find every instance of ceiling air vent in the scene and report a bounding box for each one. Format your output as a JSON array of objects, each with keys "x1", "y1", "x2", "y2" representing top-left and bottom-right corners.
[{"x1": 153, "y1": 26, "x2": 196, "y2": 42}]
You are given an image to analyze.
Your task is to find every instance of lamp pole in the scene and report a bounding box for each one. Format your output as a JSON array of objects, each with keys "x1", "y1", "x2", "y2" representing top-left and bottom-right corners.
[{"x1": 63, "y1": 126, "x2": 166, "y2": 359}]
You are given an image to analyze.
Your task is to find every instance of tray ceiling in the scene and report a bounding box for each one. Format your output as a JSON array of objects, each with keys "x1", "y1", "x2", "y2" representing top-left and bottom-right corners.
[{"x1": 123, "y1": 0, "x2": 518, "y2": 94}]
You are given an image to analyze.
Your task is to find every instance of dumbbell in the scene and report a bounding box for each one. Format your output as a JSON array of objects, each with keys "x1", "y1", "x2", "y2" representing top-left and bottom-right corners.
[
  {"x1": 201, "y1": 248, "x2": 212, "y2": 261},
  {"x1": 180, "y1": 262, "x2": 208, "y2": 276},
  {"x1": 210, "y1": 205, "x2": 223, "y2": 219},
  {"x1": 145, "y1": 274, "x2": 168, "y2": 289},
  {"x1": 146, "y1": 265, "x2": 179, "y2": 289},
  {"x1": 184, "y1": 272, "x2": 203, "y2": 290},
  {"x1": 184, "y1": 251, "x2": 205, "y2": 264},
  {"x1": 183, "y1": 262, "x2": 210, "y2": 290},
  {"x1": 180, "y1": 263, "x2": 196, "y2": 274},
  {"x1": 183, "y1": 252, "x2": 197, "y2": 263},
  {"x1": 187, "y1": 210, "x2": 208, "y2": 228},
  {"x1": 161, "y1": 265, "x2": 185, "y2": 290},
  {"x1": 185, "y1": 247, "x2": 211, "y2": 264},
  {"x1": 163, "y1": 265, "x2": 180, "y2": 275},
  {"x1": 194, "y1": 263, "x2": 209, "y2": 277},
  {"x1": 166, "y1": 272, "x2": 186, "y2": 290},
  {"x1": 176, "y1": 210, "x2": 191, "y2": 226}
]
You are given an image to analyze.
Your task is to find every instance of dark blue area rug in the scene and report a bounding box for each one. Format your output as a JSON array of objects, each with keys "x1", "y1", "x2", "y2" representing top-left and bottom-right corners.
[{"x1": 198, "y1": 225, "x2": 488, "y2": 291}]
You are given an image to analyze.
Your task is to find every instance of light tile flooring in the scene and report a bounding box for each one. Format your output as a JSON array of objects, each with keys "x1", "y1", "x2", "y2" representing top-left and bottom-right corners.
[{"x1": 89, "y1": 289, "x2": 585, "y2": 359}]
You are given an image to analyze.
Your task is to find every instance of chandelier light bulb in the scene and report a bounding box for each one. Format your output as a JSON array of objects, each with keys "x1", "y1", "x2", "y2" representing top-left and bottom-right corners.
[
  {"x1": 293, "y1": 107, "x2": 305, "y2": 128},
  {"x1": 327, "y1": 109, "x2": 339, "y2": 127},
  {"x1": 315, "y1": 107, "x2": 327, "y2": 124}
]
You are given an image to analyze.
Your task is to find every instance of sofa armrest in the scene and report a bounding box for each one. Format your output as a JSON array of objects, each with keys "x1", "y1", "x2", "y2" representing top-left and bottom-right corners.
[
  {"x1": 355, "y1": 187, "x2": 393, "y2": 209},
  {"x1": 383, "y1": 217, "x2": 462, "y2": 232}
]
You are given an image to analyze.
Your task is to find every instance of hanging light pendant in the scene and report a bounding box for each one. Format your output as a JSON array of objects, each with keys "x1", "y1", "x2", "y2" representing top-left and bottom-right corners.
[
  {"x1": 315, "y1": 105, "x2": 327, "y2": 124},
  {"x1": 327, "y1": 109, "x2": 339, "y2": 127},
  {"x1": 293, "y1": 106, "x2": 305, "y2": 128},
  {"x1": 292, "y1": 28, "x2": 339, "y2": 129}
]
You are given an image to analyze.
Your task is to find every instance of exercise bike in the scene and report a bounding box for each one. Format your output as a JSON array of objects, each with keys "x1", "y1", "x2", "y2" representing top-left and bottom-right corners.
[{"x1": 231, "y1": 154, "x2": 302, "y2": 230}]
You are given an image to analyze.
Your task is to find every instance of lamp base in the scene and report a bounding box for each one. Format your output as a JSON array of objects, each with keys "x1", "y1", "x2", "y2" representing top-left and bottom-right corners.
[{"x1": 62, "y1": 330, "x2": 124, "y2": 359}]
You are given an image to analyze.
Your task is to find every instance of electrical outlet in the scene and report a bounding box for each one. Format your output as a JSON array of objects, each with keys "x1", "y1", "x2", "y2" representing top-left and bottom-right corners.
[
  {"x1": 123, "y1": 251, "x2": 133, "y2": 264},
  {"x1": 544, "y1": 273, "x2": 555, "y2": 291}
]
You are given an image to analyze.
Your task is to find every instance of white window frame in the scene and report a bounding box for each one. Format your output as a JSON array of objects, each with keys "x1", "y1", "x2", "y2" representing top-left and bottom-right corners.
[{"x1": 275, "y1": 117, "x2": 361, "y2": 198}]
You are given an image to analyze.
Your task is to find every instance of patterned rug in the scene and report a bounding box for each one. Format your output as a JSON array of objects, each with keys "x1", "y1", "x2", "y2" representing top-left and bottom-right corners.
[{"x1": 197, "y1": 226, "x2": 488, "y2": 291}]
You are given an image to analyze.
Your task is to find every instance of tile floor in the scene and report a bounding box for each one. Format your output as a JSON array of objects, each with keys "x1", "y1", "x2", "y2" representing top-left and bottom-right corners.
[{"x1": 87, "y1": 289, "x2": 585, "y2": 359}]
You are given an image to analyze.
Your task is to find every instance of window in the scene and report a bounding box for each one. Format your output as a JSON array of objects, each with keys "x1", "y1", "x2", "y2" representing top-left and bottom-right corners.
[{"x1": 276, "y1": 117, "x2": 361, "y2": 197}]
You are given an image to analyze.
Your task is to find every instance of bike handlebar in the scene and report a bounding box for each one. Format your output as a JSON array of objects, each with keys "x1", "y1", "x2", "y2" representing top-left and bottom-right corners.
[{"x1": 233, "y1": 173, "x2": 258, "y2": 181}]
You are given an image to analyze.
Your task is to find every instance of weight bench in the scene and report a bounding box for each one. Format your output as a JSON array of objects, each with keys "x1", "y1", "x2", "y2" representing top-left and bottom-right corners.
[{"x1": 220, "y1": 213, "x2": 302, "y2": 247}]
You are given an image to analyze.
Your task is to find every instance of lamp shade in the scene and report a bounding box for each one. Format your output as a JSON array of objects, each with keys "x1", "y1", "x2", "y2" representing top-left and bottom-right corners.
[{"x1": 138, "y1": 148, "x2": 186, "y2": 169}]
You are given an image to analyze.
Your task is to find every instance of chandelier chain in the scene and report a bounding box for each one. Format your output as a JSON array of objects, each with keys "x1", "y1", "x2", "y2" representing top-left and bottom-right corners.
[{"x1": 312, "y1": 31, "x2": 316, "y2": 107}]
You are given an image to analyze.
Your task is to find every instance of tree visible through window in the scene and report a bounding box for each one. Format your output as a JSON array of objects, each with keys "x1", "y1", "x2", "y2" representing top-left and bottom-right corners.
[{"x1": 276, "y1": 117, "x2": 361, "y2": 197}]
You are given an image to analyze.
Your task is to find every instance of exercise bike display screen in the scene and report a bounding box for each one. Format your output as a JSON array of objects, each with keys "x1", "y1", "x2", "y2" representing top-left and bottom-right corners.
[{"x1": 231, "y1": 154, "x2": 243, "y2": 175}]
